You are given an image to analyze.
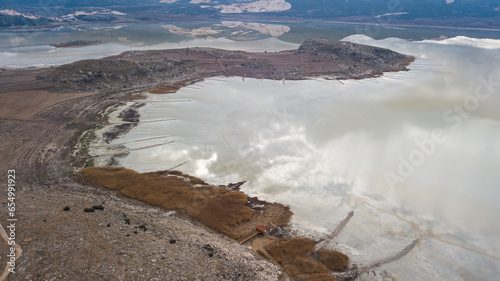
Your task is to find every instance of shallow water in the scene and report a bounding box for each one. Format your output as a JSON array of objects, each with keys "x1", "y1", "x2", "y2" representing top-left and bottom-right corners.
[{"x1": 110, "y1": 35, "x2": 500, "y2": 280}]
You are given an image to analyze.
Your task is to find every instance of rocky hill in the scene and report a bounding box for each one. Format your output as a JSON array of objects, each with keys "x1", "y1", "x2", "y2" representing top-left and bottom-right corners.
[{"x1": 298, "y1": 37, "x2": 413, "y2": 72}]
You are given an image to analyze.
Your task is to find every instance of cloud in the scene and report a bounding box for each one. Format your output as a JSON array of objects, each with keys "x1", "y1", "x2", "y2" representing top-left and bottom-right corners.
[{"x1": 221, "y1": 21, "x2": 290, "y2": 37}]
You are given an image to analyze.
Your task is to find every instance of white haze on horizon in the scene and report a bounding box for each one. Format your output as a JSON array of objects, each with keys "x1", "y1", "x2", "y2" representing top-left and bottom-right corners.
[{"x1": 110, "y1": 35, "x2": 500, "y2": 280}]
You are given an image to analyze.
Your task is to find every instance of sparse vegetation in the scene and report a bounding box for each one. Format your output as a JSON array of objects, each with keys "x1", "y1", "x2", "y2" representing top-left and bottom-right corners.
[
  {"x1": 40, "y1": 58, "x2": 191, "y2": 92},
  {"x1": 84, "y1": 208, "x2": 95, "y2": 213},
  {"x1": 241, "y1": 58, "x2": 271, "y2": 69},
  {"x1": 63, "y1": 206, "x2": 70, "y2": 211},
  {"x1": 99, "y1": 104, "x2": 120, "y2": 124},
  {"x1": 76, "y1": 128, "x2": 97, "y2": 167}
]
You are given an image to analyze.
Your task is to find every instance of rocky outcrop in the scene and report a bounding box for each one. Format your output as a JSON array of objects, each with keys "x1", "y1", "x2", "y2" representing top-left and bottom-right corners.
[{"x1": 298, "y1": 36, "x2": 414, "y2": 75}]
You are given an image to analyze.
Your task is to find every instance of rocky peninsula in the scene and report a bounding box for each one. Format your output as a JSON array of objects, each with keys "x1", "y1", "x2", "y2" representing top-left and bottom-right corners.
[{"x1": 38, "y1": 37, "x2": 414, "y2": 92}]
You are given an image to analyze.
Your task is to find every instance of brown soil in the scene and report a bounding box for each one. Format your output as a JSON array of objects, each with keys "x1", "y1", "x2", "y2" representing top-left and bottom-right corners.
[
  {"x1": 0, "y1": 90, "x2": 97, "y2": 120},
  {"x1": 0, "y1": 68, "x2": 52, "y2": 93}
]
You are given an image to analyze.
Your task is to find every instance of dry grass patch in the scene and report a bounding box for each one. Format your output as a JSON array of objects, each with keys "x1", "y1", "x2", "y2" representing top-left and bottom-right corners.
[
  {"x1": 266, "y1": 238, "x2": 333, "y2": 280},
  {"x1": 319, "y1": 250, "x2": 349, "y2": 271},
  {"x1": 125, "y1": 93, "x2": 148, "y2": 101},
  {"x1": 80, "y1": 167, "x2": 143, "y2": 190},
  {"x1": 284, "y1": 257, "x2": 330, "y2": 276},
  {"x1": 188, "y1": 191, "x2": 253, "y2": 239},
  {"x1": 266, "y1": 238, "x2": 315, "y2": 262},
  {"x1": 148, "y1": 85, "x2": 180, "y2": 94},
  {"x1": 80, "y1": 167, "x2": 254, "y2": 238},
  {"x1": 265, "y1": 238, "x2": 348, "y2": 280}
]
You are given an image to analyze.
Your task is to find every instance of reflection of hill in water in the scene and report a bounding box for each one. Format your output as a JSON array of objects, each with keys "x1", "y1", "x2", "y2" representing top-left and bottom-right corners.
[
  {"x1": 4, "y1": 22, "x2": 500, "y2": 50},
  {"x1": 2, "y1": 22, "x2": 288, "y2": 48}
]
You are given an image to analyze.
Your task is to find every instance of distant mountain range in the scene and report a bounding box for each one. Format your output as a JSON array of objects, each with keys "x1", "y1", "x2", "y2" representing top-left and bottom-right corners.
[{"x1": 1, "y1": 0, "x2": 499, "y2": 28}]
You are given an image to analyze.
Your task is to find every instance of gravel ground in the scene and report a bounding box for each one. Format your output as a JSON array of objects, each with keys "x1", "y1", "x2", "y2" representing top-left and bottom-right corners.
[{"x1": 9, "y1": 180, "x2": 281, "y2": 281}]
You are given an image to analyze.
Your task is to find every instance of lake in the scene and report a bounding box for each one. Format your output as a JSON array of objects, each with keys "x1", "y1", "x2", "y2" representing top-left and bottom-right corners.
[{"x1": 4, "y1": 21, "x2": 500, "y2": 280}]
